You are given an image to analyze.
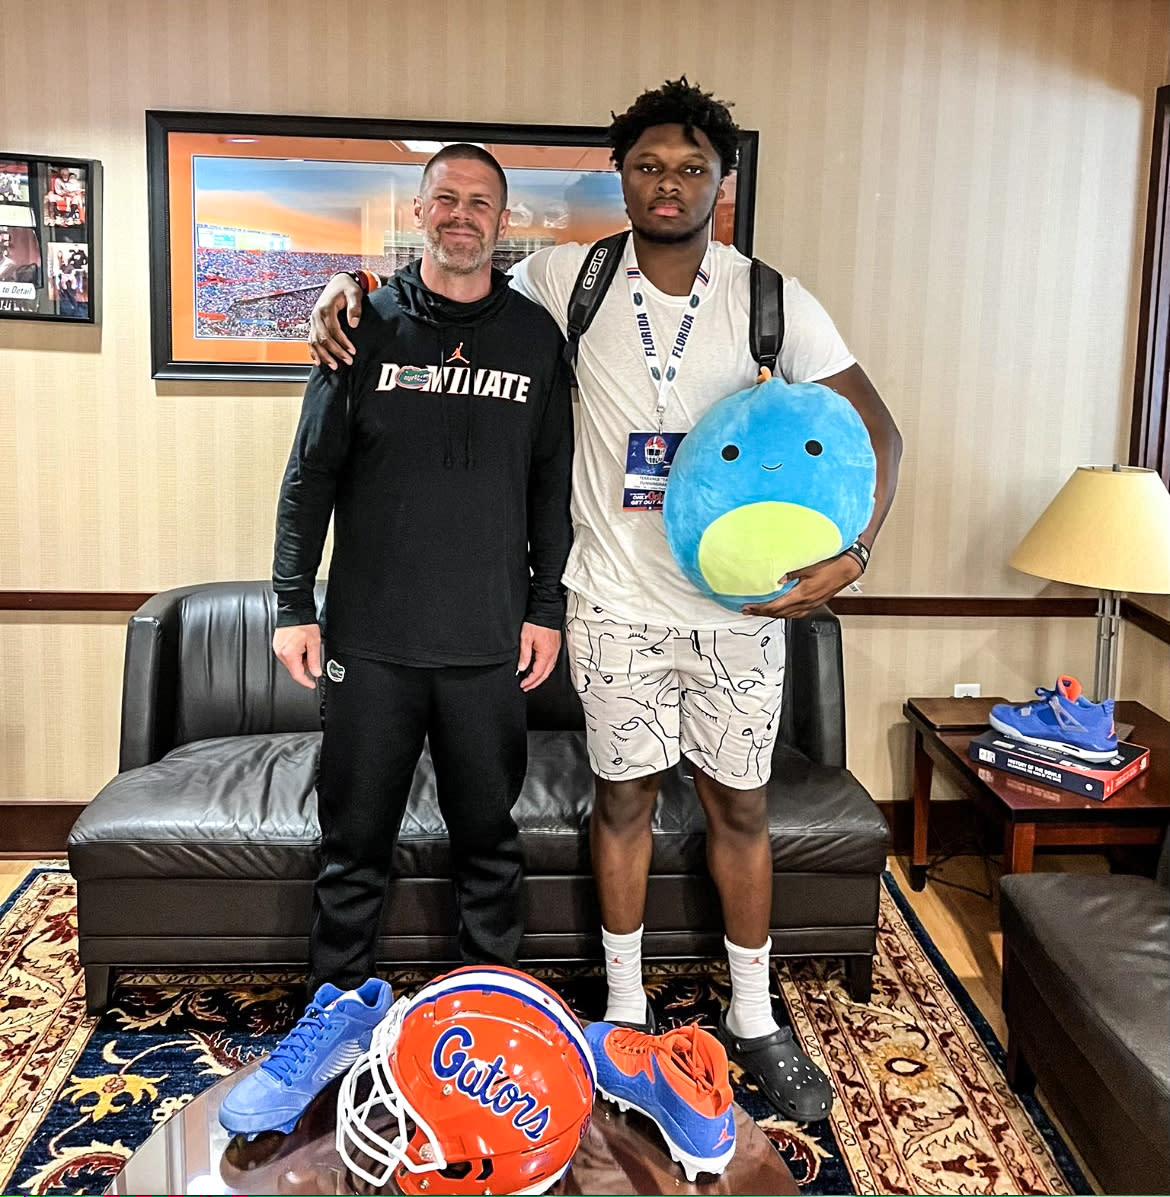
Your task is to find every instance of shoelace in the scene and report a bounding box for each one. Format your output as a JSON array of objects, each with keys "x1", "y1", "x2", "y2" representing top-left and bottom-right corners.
[
  {"x1": 262, "y1": 1003, "x2": 330, "y2": 1083},
  {"x1": 607, "y1": 1027, "x2": 653, "y2": 1054},
  {"x1": 1013, "y1": 686, "x2": 1088, "y2": 733},
  {"x1": 609, "y1": 1027, "x2": 719, "y2": 1096},
  {"x1": 669, "y1": 1038, "x2": 718, "y2": 1092},
  {"x1": 1037, "y1": 687, "x2": 1088, "y2": 733}
]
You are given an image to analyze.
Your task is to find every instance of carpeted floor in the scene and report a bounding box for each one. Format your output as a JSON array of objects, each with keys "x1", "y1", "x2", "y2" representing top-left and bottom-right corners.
[{"x1": 0, "y1": 866, "x2": 1090, "y2": 1196}]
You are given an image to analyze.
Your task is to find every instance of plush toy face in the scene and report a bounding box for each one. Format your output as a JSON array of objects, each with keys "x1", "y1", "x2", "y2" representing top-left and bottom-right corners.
[{"x1": 663, "y1": 378, "x2": 876, "y2": 611}]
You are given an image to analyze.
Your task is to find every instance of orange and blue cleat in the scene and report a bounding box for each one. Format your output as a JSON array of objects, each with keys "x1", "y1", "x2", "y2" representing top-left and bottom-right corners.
[{"x1": 584, "y1": 1021, "x2": 736, "y2": 1181}]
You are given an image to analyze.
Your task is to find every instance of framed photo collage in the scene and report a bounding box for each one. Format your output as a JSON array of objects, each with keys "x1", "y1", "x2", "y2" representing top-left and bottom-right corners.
[{"x1": 0, "y1": 153, "x2": 101, "y2": 323}]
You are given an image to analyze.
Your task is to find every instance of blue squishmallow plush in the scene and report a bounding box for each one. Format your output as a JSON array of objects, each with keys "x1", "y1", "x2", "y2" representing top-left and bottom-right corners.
[{"x1": 663, "y1": 377, "x2": 876, "y2": 611}]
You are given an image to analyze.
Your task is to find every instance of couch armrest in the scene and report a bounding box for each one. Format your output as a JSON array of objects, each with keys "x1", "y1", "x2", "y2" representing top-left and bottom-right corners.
[
  {"x1": 118, "y1": 584, "x2": 207, "y2": 771},
  {"x1": 780, "y1": 605, "x2": 846, "y2": 768}
]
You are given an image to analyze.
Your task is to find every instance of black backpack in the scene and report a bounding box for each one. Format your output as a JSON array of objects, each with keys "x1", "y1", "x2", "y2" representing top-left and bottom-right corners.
[{"x1": 562, "y1": 229, "x2": 785, "y2": 376}]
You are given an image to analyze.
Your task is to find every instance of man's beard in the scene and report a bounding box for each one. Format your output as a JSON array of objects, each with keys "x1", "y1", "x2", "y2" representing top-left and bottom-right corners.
[
  {"x1": 423, "y1": 222, "x2": 493, "y2": 274},
  {"x1": 629, "y1": 198, "x2": 717, "y2": 245}
]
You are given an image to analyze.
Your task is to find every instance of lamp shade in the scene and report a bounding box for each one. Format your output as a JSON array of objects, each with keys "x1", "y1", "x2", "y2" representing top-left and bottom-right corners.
[{"x1": 1010, "y1": 465, "x2": 1170, "y2": 594}]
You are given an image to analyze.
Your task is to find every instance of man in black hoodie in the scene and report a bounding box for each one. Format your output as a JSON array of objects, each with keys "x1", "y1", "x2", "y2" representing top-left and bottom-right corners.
[{"x1": 273, "y1": 144, "x2": 573, "y2": 996}]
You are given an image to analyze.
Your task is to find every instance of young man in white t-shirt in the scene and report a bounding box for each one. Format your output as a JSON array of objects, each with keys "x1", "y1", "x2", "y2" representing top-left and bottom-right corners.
[{"x1": 308, "y1": 78, "x2": 901, "y2": 1123}]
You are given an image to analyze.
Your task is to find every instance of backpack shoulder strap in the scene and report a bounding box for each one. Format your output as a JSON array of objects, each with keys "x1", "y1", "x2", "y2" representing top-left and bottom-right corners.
[
  {"x1": 749, "y1": 259, "x2": 785, "y2": 376},
  {"x1": 564, "y1": 230, "x2": 630, "y2": 367}
]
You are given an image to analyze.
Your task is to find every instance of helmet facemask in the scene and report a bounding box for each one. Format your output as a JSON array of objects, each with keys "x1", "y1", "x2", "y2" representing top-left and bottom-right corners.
[{"x1": 335, "y1": 968, "x2": 596, "y2": 1196}]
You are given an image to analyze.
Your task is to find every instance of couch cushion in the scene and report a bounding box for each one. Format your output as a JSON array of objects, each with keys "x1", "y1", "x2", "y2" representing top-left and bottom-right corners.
[
  {"x1": 69, "y1": 731, "x2": 887, "y2": 881},
  {"x1": 398, "y1": 735, "x2": 886, "y2": 875},
  {"x1": 69, "y1": 733, "x2": 323, "y2": 881},
  {"x1": 1000, "y1": 872, "x2": 1170, "y2": 1137},
  {"x1": 765, "y1": 746, "x2": 890, "y2": 874}
]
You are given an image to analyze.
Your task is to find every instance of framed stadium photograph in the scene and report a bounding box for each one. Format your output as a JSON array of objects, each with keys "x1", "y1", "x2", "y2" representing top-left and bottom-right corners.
[
  {"x1": 0, "y1": 153, "x2": 100, "y2": 323},
  {"x1": 145, "y1": 110, "x2": 759, "y2": 382}
]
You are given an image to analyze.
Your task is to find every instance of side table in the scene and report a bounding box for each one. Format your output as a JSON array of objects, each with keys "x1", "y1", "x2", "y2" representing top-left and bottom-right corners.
[{"x1": 903, "y1": 696, "x2": 1170, "y2": 891}]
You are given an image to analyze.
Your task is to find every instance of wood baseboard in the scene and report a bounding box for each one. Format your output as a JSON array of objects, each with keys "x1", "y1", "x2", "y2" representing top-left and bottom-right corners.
[{"x1": 0, "y1": 801, "x2": 85, "y2": 855}]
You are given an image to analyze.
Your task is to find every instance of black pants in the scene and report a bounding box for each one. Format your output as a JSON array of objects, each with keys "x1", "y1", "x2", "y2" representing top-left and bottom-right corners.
[{"x1": 308, "y1": 652, "x2": 527, "y2": 993}]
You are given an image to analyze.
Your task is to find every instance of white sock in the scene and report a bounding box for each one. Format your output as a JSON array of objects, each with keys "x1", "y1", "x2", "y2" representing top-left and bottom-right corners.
[
  {"x1": 724, "y1": 936, "x2": 780, "y2": 1040},
  {"x1": 602, "y1": 925, "x2": 647, "y2": 1025}
]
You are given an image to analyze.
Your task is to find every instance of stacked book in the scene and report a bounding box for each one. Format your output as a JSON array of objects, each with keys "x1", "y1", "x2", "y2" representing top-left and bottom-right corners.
[{"x1": 967, "y1": 730, "x2": 1150, "y2": 801}]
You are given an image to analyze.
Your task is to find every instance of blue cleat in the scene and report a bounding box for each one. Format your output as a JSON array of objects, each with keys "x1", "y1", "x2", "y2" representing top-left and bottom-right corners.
[
  {"x1": 989, "y1": 675, "x2": 1118, "y2": 762},
  {"x1": 218, "y1": 977, "x2": 393, "y2": 1138},
  {"x1": 585, "y1": 1021, "x2": 736, "y2": 1181}
]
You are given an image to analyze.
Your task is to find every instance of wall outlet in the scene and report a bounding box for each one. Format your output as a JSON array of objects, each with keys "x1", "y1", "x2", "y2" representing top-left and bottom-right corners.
[{"x1": 953, "y1": 683, "x2": 982, "y2": 698}]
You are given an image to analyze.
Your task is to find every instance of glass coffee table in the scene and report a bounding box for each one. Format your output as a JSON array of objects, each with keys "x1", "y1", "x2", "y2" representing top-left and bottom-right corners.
[{"x1": 104, "y1": 1063, "x2": 798, "y2": 1195}]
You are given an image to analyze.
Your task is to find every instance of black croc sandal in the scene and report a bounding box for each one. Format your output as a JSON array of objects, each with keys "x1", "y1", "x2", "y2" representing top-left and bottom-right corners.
[
  {"x1": 609, "y1": 997, "x2": 658, "y2": 1035},
  {"x1": 716, "y1": 1011, "x2": 834, "y2": 1122}
]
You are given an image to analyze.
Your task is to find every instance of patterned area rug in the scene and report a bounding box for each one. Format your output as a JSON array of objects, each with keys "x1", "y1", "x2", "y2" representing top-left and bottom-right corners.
[{"x1": 0, "y1": 867, "x2": 1089, "y2": 1196}]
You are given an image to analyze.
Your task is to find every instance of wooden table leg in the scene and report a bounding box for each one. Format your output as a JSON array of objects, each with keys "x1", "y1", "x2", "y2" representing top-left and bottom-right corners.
[
  {"x1": 1003, "y1": 820, "x2": 1036, "y2": 874},
  {"x1": 910, "y1": 727, "x2": 932, "y2": 890}
]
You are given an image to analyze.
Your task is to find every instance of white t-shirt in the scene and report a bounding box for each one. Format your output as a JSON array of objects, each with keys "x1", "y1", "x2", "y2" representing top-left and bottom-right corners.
[{"x1": 509, "y1": 238, "x2": 855, "y2": 629}]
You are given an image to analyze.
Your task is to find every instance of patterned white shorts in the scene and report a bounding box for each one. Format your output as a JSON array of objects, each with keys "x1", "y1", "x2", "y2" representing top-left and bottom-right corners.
[{"x1": 565, "y1": 592, "x2": 786, "y2": 790}]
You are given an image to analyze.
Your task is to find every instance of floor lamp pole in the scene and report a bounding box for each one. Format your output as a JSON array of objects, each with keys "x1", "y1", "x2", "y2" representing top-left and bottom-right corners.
[{"x1": 1092, "y1": 588, "x2": 1121, "y2": 703}]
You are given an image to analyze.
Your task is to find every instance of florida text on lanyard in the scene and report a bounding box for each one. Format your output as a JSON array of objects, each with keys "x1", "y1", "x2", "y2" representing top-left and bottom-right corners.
[{"x1": 625, "y1": 243, "x2": 714, "y2": 432}]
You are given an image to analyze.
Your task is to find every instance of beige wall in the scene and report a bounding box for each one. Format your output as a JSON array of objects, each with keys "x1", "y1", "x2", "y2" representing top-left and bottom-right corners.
[{"x1": 1, "y1": 0, "x2": 1167, "y2": 801}]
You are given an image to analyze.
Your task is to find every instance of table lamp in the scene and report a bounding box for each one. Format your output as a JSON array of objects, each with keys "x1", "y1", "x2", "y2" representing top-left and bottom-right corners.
[{"x1": 1009, "y1": 465, "x2": 1170, "y2": 702}]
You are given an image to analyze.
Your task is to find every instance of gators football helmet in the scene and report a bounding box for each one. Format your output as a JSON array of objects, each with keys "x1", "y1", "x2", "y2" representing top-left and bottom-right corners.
[{"x1": 336, "y1": 966, "x2": 596, "y2": 1195}]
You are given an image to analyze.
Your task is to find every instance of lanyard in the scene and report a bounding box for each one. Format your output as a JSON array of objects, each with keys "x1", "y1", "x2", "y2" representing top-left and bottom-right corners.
[{"x1": 624, "y1": 244, "x2": 713, "y2": 430}]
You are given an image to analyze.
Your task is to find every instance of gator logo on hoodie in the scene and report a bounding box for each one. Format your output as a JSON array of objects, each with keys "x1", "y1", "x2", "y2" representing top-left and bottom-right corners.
[
  {"x1": 394, "y1": 365, "x2": 432, "y2": 390},
  {"x1": 376, "y1": 362, "x2": 531, "y2": 403}
]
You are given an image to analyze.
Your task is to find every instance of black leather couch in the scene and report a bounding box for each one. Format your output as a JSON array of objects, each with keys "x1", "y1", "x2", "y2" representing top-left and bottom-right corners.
[
  {"x1": 68, "y1": 581, "x2": 889, "y2": 1015},
  {"x1": 1000, "y1": 836, "x2": 1170, "y2": 1195}
]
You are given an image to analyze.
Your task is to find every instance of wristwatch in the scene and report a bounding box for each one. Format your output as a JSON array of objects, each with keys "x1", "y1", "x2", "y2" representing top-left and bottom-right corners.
[{"x1": 346, "y1": 269, "x2": 381, "y2": 294}]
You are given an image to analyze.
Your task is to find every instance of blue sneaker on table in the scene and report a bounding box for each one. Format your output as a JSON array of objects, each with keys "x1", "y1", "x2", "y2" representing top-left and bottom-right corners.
[
  {"x1": 989, "y1": 675, "x2": 1118, "y2": 762},
  {"x1": 218, "y1": 977, "x2": 393, "y2": 1138}
]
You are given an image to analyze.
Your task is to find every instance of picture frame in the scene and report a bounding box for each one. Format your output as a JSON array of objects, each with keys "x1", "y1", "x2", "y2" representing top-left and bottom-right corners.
[
  {"x1": 145, "y1": 110, "x2": 759, "y2": 382},
  {"x1": 0, "y1": 153, "x2": 101, "y2": 323}
]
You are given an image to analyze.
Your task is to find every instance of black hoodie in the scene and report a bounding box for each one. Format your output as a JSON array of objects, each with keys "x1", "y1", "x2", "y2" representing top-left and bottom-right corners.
[{"x1": 273, "y1": 261, "x2": 573, "y2": 667}]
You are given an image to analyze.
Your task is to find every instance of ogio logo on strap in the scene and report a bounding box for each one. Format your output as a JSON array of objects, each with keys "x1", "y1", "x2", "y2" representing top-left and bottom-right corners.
[{"x1": 581, "y1": 244, "x2": 610, "y2": 290}]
